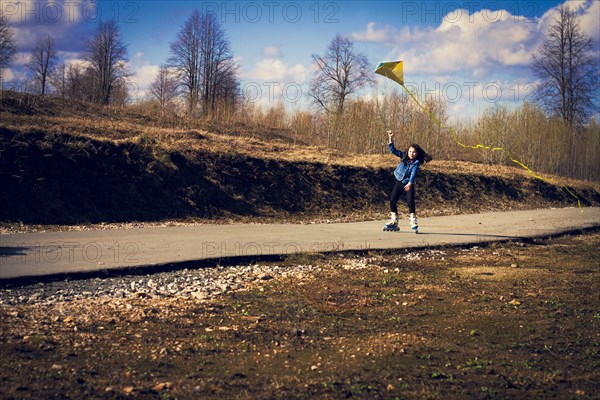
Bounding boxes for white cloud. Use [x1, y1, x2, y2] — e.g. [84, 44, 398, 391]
[11, 26, 39, 48]
[56, 50, 82, 62]
[578, 0, 600, 41]
[63, 57, 89, 69]
[1, 68, 15, 82]
[416, 8, 542, 75]
[352, 22, 396, 42]
[239, 50, 309, 108]
[126, 52, 160, 98]
[288, 1, 598, 118]
[12, 52, 32, 66]
[1, 67, 27, 84]
[243, 58, 306, 83]
[2, 0, 98, 51]
[540, 0, 600, 41]
[263, 46, 281, 58]
[355, 7, 561, 78]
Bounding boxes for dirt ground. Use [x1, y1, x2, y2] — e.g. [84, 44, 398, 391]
[1, 231, 599, 399]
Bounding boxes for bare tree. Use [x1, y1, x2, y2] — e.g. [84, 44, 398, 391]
[309, 35, 374, 115]
[49, 63, 67, 98]
[198, 12, 238, 113]
[149, 65, 178, 113]
[84, 19, 130, 104]
[66, 63, 85, 101]
[60, 63, 94, 101]
[110, 80, 131, 106]
[26, 34, 57, 96]
[0, 13, 17, 84]
[169, 10, 202, 114]
[213, 62, 239, 107]
[531, 5, 598, 128]
[169, 10, 238, 115]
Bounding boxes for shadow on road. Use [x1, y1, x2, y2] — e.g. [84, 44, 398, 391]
[0, 246, 30, 257]
[415, 232, 521, 240]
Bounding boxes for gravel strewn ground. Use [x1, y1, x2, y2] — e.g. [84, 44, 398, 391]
[0, 264, 293, 306]
[0, 249, 455, 306]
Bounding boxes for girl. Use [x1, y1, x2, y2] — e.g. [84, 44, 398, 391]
[384, 130, 432, 233]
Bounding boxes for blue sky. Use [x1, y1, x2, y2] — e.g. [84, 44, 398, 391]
[2, 0, 599, 119]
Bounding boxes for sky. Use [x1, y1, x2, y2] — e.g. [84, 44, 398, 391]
[2, 0, 599, 120]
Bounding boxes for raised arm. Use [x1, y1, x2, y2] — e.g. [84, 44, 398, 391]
[387, 130, 404, 158]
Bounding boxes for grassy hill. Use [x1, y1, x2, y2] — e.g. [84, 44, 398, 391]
[1, 92, 599, 229]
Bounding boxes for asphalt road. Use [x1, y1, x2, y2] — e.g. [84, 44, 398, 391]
[1, 207, 598, 279]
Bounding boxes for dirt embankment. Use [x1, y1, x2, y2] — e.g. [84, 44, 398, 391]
[1, 125, 600, 226]
[1, 93, 599, 226]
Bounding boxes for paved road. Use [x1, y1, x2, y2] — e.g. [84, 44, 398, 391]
[1, 207, 598, 279]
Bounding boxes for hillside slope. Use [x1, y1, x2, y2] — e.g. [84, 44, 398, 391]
[1, 93, 599, 227]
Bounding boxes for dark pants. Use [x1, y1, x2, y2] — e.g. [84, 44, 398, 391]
[390, 181, 416, 214]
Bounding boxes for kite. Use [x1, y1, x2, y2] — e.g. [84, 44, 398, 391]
[375, 61, 405, 85]
[375, 60, 582, 208]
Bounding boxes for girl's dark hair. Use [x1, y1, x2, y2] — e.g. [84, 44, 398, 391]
[402, 144, 433, 164]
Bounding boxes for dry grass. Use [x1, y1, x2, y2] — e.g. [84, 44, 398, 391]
[5, 109, 597, 198]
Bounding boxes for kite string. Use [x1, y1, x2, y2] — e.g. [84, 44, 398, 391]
[394, 79, 582, 209]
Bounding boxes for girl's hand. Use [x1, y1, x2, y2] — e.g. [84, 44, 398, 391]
[404, 182, 412, 192]
[387, 130, 394, 142]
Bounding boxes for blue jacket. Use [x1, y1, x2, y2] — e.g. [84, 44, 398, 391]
[389, 143, 421, 184]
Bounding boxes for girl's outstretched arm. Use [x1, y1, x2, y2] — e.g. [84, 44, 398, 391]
[387, 131, 404, 158]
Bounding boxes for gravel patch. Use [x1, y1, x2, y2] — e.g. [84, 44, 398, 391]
[0, 248, 457, 306]
[0, 259, 367, 306]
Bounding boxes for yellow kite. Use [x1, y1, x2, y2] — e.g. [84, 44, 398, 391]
[375, 61, 404, 85]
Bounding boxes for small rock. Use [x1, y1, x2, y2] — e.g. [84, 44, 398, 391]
[159, 347, 170, 355]
[123, 386, 135, 394]
[258, 273, 273, 281]
[511, 263, 519, 268]
[191, 291, 209, 300]
[218, 283, 230, 292]
[152, 382, 173, 391]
